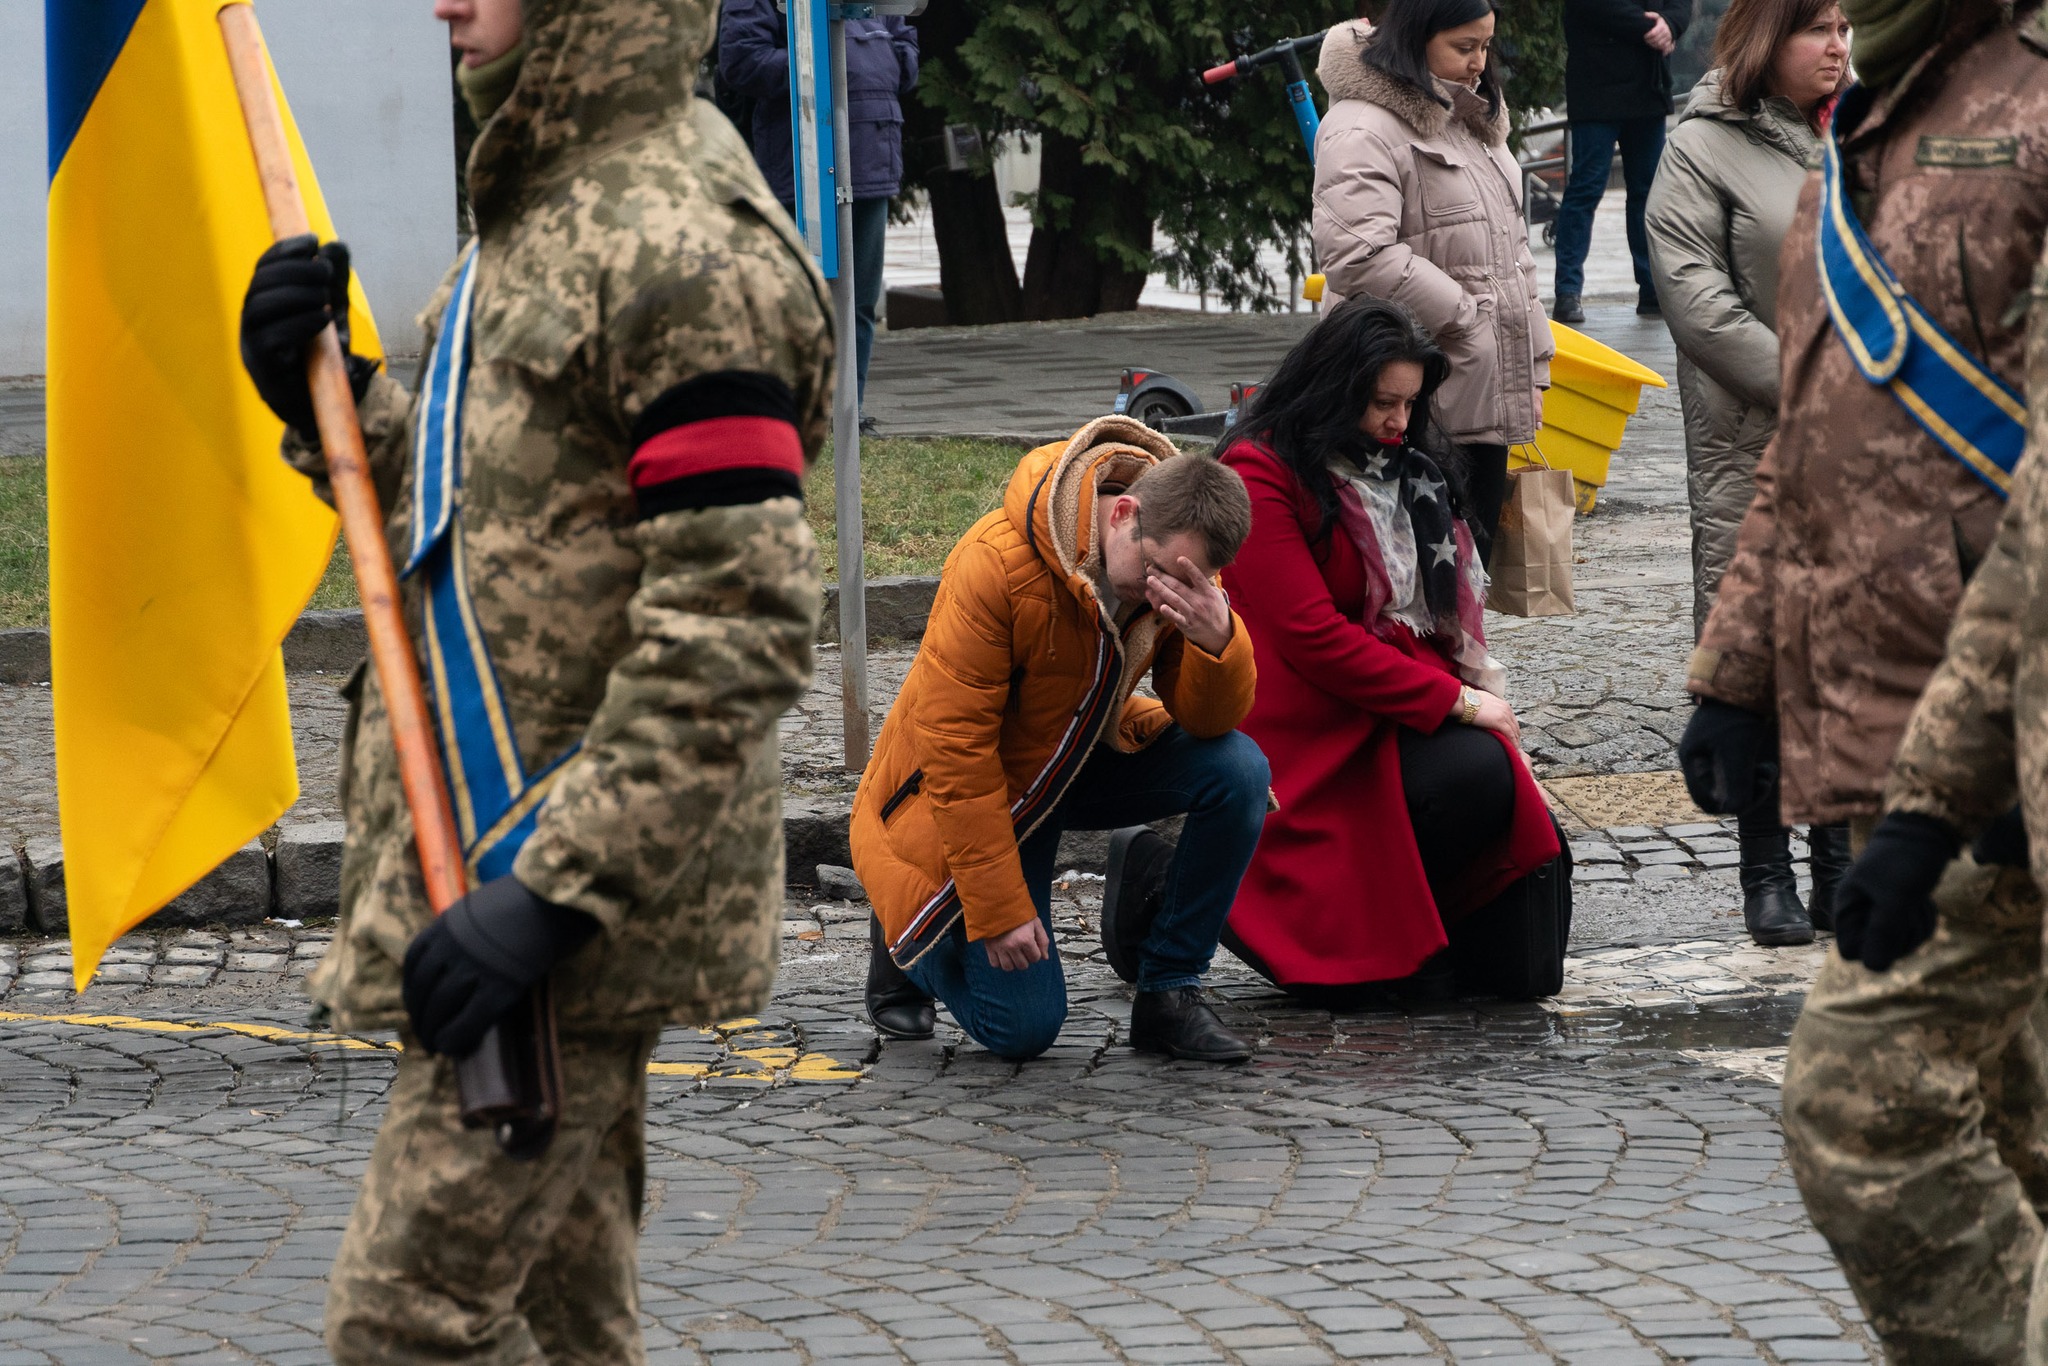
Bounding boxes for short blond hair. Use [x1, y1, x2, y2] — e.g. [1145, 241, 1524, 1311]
[1127, 454, 1254, 570]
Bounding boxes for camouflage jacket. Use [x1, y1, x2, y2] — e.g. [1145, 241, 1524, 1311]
[1886, 245, 2048, 854]
[287, 0, 833, 1032]
[1688, 0, 2048, 825]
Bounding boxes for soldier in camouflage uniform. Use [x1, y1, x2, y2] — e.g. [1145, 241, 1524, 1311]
[1878, 236, 2048, 1362]
[1675, 3, 2048, 1359]
[234, 0, 832, 1359]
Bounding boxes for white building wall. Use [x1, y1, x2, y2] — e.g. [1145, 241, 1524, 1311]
[0, 1, 457, 376]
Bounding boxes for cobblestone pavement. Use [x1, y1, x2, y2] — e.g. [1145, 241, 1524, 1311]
[0, 892, 1868, 1366]
[0, 304, 1893, 1364]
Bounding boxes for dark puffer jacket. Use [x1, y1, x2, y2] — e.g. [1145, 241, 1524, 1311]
[1564, 0, 1693, 123]
[716, 0, 918, 204]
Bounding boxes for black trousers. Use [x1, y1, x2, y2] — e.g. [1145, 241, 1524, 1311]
[1229, 723, 1570, 1003]
[1399, 723, 1518, 904]
[1462, 441, 1511, 566]
[1401, 723, 1573, 999]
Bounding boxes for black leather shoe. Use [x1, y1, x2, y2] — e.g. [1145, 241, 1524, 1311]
[1739, 803, 1813, 947]
[1807, 822, 1852, 933]
[1552, 293, 1584, 324]
[866, 916, 935, 1040]
[1129, 987, 1252, 1063]
[1102, 826, 1173, 985]
[1636, 293, 1662, 318]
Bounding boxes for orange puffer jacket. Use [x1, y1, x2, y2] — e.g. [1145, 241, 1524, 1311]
[851, 417, 1259, 964]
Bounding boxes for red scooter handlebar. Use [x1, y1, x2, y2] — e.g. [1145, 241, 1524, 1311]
[1201, 60, 1239, 85]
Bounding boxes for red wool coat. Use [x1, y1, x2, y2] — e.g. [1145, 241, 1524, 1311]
[1219, 442, 1560, 987]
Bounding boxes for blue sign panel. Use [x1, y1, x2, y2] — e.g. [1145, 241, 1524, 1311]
[785, 0, 840, 278]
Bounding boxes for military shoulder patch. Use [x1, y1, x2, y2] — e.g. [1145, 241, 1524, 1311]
[1916, 135, 2019, 168]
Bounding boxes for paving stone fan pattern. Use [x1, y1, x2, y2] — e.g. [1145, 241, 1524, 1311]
[0, 902, 1871, 1366]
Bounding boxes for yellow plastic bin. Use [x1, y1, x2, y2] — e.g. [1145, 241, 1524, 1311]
[1508, 323, 1668, 513]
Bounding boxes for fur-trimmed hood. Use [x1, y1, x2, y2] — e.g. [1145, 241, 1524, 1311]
[1316, 18, 1509, 147]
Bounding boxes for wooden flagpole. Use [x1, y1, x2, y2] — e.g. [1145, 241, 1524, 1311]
[217, 5, 468, 915]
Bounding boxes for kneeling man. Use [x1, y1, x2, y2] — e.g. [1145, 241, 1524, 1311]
[851, 417, 1269, 1062]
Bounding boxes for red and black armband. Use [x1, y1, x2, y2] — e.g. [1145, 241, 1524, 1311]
[628, 370, 806, 518]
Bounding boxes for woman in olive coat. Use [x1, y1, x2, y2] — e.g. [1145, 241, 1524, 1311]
[1645, 0, 1850, 944]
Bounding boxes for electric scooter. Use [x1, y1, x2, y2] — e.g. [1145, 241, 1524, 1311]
[1201, 31, 1327, 164]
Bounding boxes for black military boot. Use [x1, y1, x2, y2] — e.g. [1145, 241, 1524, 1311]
[866, 916, 936, 1040]
[1807, 823, 1852, 934]
[1738, 801, 1813, 946]
[1102, 826, 1173, 985]
[1129, 987, 1252, 1063]
[1552, 293, 1584, 324]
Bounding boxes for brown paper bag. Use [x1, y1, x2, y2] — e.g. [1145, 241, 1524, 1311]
[1486, 447, 1576, 617]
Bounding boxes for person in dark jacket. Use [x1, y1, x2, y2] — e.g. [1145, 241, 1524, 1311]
[1553, 0, 1693, 323]
[718, 0, 917, 418]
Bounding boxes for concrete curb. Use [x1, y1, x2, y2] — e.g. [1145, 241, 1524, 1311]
[3, 797, 1162, 936]
[0, 578, 942, 686]
[1, 578, 958, 930]
[0, 630, 48, 686]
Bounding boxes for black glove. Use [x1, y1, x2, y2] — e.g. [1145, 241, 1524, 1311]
[401, 876, 599, 1057]
[1677, 698, 1776, 815]
[1835, 812, 1960, 971]
[1971, 804, 2031, 869]
[238, 234, 376, 440]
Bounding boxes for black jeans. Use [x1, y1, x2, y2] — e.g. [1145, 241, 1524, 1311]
[1399, 724, 1518, 904]
[1462, 442, 1511, 566]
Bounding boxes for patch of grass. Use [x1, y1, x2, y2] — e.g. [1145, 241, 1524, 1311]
[0, 436, 1026, 628]
[0, 459, 47, 628]
[0, 458, 360, 627]
[309, 540, 359, 611]
[805, 436, 1026, 579]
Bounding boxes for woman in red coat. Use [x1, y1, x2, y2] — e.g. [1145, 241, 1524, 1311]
[1218, 297, 1566, 1001]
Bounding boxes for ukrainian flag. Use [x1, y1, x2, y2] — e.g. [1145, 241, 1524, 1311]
[45, 0, 379, 989]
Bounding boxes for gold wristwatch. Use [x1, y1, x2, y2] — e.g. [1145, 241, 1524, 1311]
[1459, 687, 1481, 726]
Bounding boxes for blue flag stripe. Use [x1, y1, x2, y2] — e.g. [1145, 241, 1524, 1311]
[44, 0, 151, 181]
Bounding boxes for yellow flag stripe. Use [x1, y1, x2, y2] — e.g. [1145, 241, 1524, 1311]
[47, 1, 380, 990]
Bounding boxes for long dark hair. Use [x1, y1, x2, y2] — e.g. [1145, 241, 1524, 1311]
[1216, 295, 1463, 543]
[1363, 0, 1503, 119]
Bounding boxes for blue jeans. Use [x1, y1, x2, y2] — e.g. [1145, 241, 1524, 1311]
[906, 726, 1271, 1060]
[852, 196, 888, 406]
[1552, 117, 1666, 301]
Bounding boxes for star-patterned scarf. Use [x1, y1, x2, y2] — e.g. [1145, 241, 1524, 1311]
[1333, 441, 1505, 695]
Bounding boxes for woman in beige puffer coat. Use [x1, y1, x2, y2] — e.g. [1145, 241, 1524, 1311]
[1311, 0, 1553, 558]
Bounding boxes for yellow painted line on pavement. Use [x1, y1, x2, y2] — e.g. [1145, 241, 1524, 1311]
[0, 1008, 398, 1051]
[0, 1009, 865, 1081]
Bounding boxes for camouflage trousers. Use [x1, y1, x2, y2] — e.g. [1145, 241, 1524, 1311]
[1782, 826, 2048, 1365]
[326, 1027, 662, 1365]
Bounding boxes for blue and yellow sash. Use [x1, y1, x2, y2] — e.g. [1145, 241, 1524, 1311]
[403, 249, 579, 882]
[1817, 90, 2025, 497]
